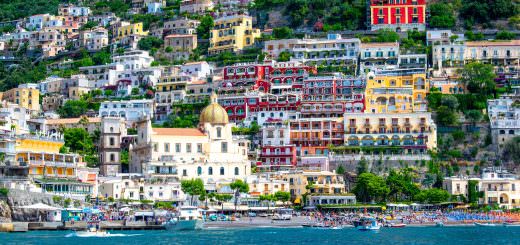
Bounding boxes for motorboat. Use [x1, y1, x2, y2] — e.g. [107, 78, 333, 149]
[503, 222, 520, 227]
[74, 227, 109, 237]
[357, 217, 381, 231]
[435, 221, 444, 227]
[474, 222, 498, 227]
[164, 206, 203, 231]
[388, 223, 406, 228]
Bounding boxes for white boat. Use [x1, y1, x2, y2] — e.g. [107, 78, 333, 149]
[165, 206, 203, 231]
[357, 217, 381, 231]
[74, 227, 110, 237]
[474, 222, 498, 227]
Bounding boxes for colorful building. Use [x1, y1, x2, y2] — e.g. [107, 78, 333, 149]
[365, 68, 428, 113]
[208, 15, 260, 55]
[343, 111, 437, 154]
[369, 0, 426, 31]
[116, 22, 148, 41]
[0, 87, 41, 112]
[259, 119, 297, 169]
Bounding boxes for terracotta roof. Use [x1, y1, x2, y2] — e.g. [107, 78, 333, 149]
[466, 40, 520, 47]
[165, 34, 196, 38]
[152, 128, 206, 136]
[46, 117, 101, 124]
[360, 42, 399, 48]
[190, 80, 206, 85]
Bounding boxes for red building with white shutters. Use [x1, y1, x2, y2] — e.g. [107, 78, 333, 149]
[258, 119, 297, 169]
[217, 62, 316, 123]
[370, 0, 426, 32]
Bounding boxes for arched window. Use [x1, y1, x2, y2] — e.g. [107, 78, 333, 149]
[208, 167, 213, 175]
[217, 127, 222, 138]
[220, 167, 225, 175]
[197, 166, 202, 176]
[110, 127, 114, 133]
[234, 167, 239, 175]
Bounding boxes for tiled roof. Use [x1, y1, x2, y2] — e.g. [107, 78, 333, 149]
[46, 117, 101, 124]
[152, 128, 206, 136]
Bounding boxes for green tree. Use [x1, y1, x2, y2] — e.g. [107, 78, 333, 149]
[459, 62, 496, 96]
[465, 110, 483, 125]
[436, 106, 459, 126]
[63, 128, 93, 153]
[181, 178, 206, 206]
[353, 173, 389, 203]
[374, 29, 400, 43]
[57, 100, 89, 118]
[272, 27, 294, 39]
[274, 191, 291, 206]
[92, 50, 111, 65]
[230, 179, 249, 212]
[441, 95, 459, 109]
[428, 3, 456, 28]
[496, 30, 516, 40]
[277, 51, 292, 62]
[357, 157, 368, 175]
[414, 188, 450, 204]
[336, 165, 346, 175]
[259, 194, 277, 212]
[138, 36, 164, 51]
[215, 193, 233, 212]
[196, 15, 214, 40]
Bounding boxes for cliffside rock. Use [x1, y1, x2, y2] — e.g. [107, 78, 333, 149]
[0, 199, 12, 222]
[6, 189, 58, 222]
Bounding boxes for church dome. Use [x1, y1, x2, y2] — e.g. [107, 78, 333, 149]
[199, 93, 229, 124]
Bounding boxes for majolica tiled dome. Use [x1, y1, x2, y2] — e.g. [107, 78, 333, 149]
[199, 93, 229, 124]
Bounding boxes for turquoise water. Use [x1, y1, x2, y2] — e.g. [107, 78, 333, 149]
[3, 226, 520, 245]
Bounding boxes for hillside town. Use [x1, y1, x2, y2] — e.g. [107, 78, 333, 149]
[0, 0, 519, 231]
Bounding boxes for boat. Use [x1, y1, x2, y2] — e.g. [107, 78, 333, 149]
[435, 222, 444, 227]
[503, 222, 520, 227]
[164, 206, 203, 231]
[474, 222, 498, 227]
[388, 223, 407, 228]
[74, 227, 109, 237]
[357, 217, 381, 231]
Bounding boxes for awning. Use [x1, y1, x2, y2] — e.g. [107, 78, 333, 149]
[119, 207, 132, 212]
[17, 203, 60, 211]
[134, 211, 154, 217]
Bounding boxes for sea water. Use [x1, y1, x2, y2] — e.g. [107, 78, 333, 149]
[2, 226, 520, 245]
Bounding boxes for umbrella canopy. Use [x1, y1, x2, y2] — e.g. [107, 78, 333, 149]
[119, 207, 132, 212]
[17, 203, 60, 211]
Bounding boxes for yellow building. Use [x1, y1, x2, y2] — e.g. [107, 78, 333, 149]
[208, 15, 260, 55]
[0, 87, 40, 112]
[14, 135, 83, 179]
[365, 69, 428, 113]
[116, 22, 148, 41]
[343, 112, 437, 154]
[281, 171, 347, 202]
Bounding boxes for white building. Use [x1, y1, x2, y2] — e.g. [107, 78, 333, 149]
[112, 50, 154, 70]
[130, 94, 251, 187]
[98, 175, 186, 202]
[264, 34, 361, 68]
[99, 99, 155, 123]
[488, 92, 520, 148]
[181, 61, 213, 79]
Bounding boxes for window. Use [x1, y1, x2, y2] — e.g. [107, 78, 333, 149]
[164, 143, 170, 152]
[221, 142, 228, 153]
[234, 167, 239, 175]
[182, 169, 187, 176]
[220, 167, 225, 175]
[110, 153, 115, 162]
[208, 167, 213, 175]
[176, 143, 181, 152]
[109, 137, 115, 146]
[197, 143, 203, 153]
[186, 143, 192, 153]
[153, 143, 158, 152]
[197, 166, 202, 175]
[217, 127, 222, 138]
